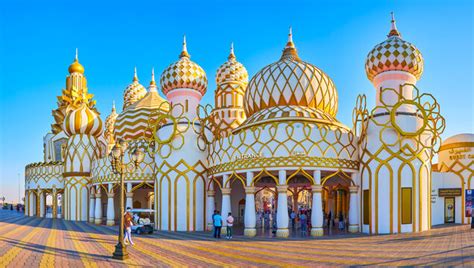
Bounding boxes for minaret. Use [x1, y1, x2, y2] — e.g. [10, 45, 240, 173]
[211, 42, 249, 138]
[358, 13, 433, 234]
[63, 91, 103, 221]
[156, 36, 209, 231]
[104, 101, 118, 153]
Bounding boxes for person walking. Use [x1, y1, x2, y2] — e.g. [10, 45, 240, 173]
[338, 213, 345, 231]
[226, 212, 234, 239]
[211, 210, 217, 236]
[290, 211, 296, 229]
[213, 210, 222, 238]
[300, 212, 308, 236]
[123, 207, 134, 246]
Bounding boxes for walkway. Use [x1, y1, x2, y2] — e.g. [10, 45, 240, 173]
[0, 210, 473, 267]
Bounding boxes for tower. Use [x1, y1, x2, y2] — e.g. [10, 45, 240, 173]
[156, 36, 209, 231]
[211, 43, 249, 138]
[357, 13, 444, 234]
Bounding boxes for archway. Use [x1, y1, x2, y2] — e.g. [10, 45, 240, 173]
[322, 171, 353, 234]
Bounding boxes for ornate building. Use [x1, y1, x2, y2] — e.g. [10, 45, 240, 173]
[25, 15, 473, 236]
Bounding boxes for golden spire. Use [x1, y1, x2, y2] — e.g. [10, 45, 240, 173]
[112, 100, 116, 113]
[68, 48, 85, 74]
[228, 42, 236, 60]
[179, 35, 190, 58]
[149, 68, 157, 92]
[388, 12, 401, 37]
[133, 66, 138, 82]
[281, 26, 300, 61]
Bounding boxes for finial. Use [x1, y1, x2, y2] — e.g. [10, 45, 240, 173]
[388, 12, 401, 37]
[180, 34, 190, 58]
[133, 66, 138, 82]
[286, 26, 295, 49]
[75, 48, 78, 61]
[149, 68, 157, 92]
[112, 101, 116, 112]
[281, 26, 299, 61]
[228, 42, 236, 60]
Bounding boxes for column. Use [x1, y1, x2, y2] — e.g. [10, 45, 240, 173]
[24, 190, 29, 216]
[126, 183, 133, 210]
[52, 188, 57, 219]
[106, 191, 115, 226]
[220, 187, 232, 233]
[94, 190, 102, 225]
[89, 190, 95, 223]
[36, 191, 41, 217]
[276, 169, 289, 238]
[206, 189, 216, 231]
[244, 186, 257, 237]
[29, 191, 35, 217]
[311, 185, 324, 236]
[348, 185, 360, 233]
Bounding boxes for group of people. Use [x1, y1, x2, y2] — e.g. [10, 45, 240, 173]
[289, 209, 311, 236]
[211, 210, 234, 239]
[326, 211, 346, 231]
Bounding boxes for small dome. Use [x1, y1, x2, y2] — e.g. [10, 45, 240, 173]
[123, 68, 147, 110]
[441, 133, 474, 147]
[104, 102, 118, 142]
[68, 49, 85, 74]
[244, 28, 338, 118]
[216, 43, 248, 85]
[64, 103, 103, 137]
[365, 13, 424, 81]
[160, 36, 207, 96]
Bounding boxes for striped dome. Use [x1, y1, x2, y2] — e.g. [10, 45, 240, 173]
[160, 37, 207, 96]
[63, 103, 103, 137]
[115, 78, 170, 141]
[365, 14, 424, 81]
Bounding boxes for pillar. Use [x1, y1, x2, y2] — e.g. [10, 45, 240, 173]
[206, 190, 216, 231]
[276, 170, 289, 238]
[106, 191, 115, 226]
[94, 190, 102, 225]
[348, 185, 360, 233]
[220, 187, 232, 233]
[29, 191, 35, 217]
[36, 191, 41, 217]
[52, 188, 57, 219]
[311, 185, 324, 236]
[24, 190, 29, 216]
[126, 183, 133, 210]
[89, 190, 95, 223]
[244, 186, 257, 237]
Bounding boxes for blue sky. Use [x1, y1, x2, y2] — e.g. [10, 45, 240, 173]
[0, 0, 472, 203]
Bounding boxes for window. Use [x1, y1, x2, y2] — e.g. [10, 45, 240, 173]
[401, 187, 412, 224]
[363, 189, 370, 224]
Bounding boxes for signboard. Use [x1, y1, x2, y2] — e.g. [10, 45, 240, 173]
[439, 188, 462, 197]
[466, 190, 473, 218]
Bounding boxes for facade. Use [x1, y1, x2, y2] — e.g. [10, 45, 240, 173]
[24, 15, 473, 236]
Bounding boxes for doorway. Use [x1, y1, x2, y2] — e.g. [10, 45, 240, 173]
[444, 197, 455, 223]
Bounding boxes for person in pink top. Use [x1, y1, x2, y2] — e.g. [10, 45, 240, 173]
[226, 212, 234, 239]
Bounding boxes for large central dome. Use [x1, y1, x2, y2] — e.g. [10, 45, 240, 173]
[243, 29, 338, 118]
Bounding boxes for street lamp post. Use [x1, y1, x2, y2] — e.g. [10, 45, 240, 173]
[109, 139, 145, 260]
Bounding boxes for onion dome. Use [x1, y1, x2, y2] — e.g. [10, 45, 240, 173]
[68, 49, 85, 74]
[243, 28, 338, 118]
[63, 102, 103, 137]
[115, 69, 170, 141]
[123, 67, 147, 110]
[160, 36, 208, 96]
[365, 13, 424, 82]
[216, 43, 248, 85]
[104, 101, 118, 143]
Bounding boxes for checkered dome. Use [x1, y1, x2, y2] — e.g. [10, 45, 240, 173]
[216, 55, 248, 85]
[243, 56, 338, 118]
[365, 35, 424, 81]
[160, 56, 208, 96]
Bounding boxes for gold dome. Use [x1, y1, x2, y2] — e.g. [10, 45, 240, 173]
[243, 28, 338, 118]
[365, 13, 424, 81]
[68, 49, 85, 74]
[104, 101, 118, 143]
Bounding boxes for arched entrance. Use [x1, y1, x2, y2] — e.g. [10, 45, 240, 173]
[322, 171, 353, 234]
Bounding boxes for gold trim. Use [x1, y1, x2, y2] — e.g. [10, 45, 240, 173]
[439, 142, 474, 152]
